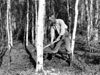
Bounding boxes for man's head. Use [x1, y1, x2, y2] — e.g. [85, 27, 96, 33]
[49, 15, 56, 23]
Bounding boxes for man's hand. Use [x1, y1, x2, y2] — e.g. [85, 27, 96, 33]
[44, 37, 60, 49]
[56, 38, 60, 41]
[55, 35, 61, 42]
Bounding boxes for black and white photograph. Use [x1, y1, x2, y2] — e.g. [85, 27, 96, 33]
[0, 0, 100, 75]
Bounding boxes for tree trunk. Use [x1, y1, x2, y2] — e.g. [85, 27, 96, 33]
[26, 0, 29, 46]
[0, 7, 2, 40]
[35, 0, 38, 46]
[32, 5, 35, 44]
[85, 0, 91, 42]
[80, 0, 85, 26]
[94, 0, 99, 41]
[6, 0, 12, 69]
[71, 0, 79, 60]
[90, 0, 93, 39]
[36, 0, 45, 72]
[67, 0, 71, 33]
[7, 0, 12, 50]
[10, 19, 13, 47]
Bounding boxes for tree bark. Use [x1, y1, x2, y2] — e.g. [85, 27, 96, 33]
[67, 0, 71, 33]
[71, 0, 79, 60]
[10, 19, 13, 47]
[85, 0, 91, 42]
[32, 5, 35, 44]
[26, 0, 29, 46]
[35, 0, 38, 46]
[36, 0, 45, 72]
[7, 0, 12, 50]
[94, 0, 99, 41]
[90, 0, 93, 39]
[80, 0, 85, 26]
[6, 0, 12, 69]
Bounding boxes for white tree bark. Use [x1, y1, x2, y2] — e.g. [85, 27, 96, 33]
[36, 0, 45, 72]
[71, 0, 79, 60]
[32, 5, 34, 44]
[26, 0, 29, 46]
[94, 0, 99, 41]
[7, 0, 12, 50]
[85, 0, 91, 42]
[35, 0, 38, 46]
[6, 0, 12, 69]
[90, 0, 93, 39]
[10, 19, 13, 47]
[80, 0, 85, 25]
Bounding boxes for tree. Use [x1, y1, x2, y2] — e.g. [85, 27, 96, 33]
[90, 0, 93, 41]
[32, 4, 35, 44]
[6, 0, 12, 69]
[85, 0, 91, 42]
[35, 0, 38, 46]
[71, 0, 79, 60]
[7, 0, 12, 50]
[94, 0, 99, 41]
[80, 0, 85, 26]
[67, 0, 71, 33]
[26, 0, 29, 46]
[86, 0, 93, 43]
[36, 0, 45, 72]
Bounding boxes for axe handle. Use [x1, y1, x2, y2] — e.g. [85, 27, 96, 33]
[43, 39, 60, 49]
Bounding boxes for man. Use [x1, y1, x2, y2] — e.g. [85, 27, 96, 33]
[49, 15, 71, 54]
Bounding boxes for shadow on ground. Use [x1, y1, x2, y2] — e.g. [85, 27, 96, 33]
[0, 41, 100, 75]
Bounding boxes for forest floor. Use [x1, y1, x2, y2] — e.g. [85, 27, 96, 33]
[0, 41, 100, 75]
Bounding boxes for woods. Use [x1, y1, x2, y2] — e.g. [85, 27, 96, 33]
[0, 0, 100, 75]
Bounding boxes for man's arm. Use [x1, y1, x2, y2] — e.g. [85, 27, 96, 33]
[55, 33, 62, 42]
[51, 27, 55, 43]
[56, 20, 68, 41]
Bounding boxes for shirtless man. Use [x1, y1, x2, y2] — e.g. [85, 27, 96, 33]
[49, 15, 71, 54]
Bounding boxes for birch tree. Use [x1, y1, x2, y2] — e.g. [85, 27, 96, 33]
[71, 0, 79, 60]
[90, 0, 93, 39]
[7, 0, 12, 50]
[85, 0, 91, 42]
[32, 4, 35, 44]
[35, 0, 38, 46]
[80, 0, 85, 26]
[94, 0, 99, 41]
[6, 0, 13, 69]
[36, 0, 45, 72]
[26, 0, 29, 46]
[67, 0, 71, 33]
